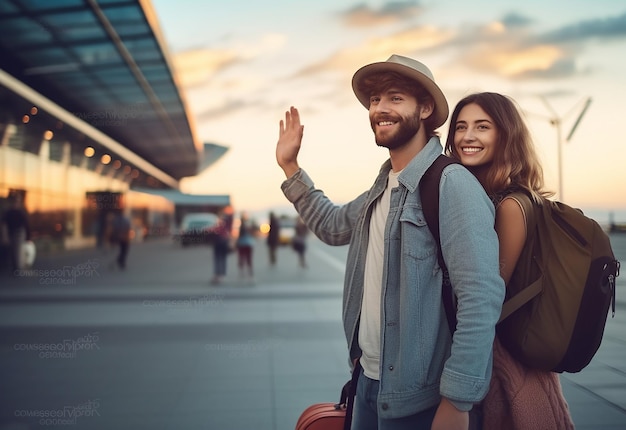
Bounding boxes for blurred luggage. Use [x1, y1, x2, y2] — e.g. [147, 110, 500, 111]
[20, 240, 35, 269]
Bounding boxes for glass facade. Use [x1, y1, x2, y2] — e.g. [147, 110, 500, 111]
[0, 0, 227, 257]
[0, 84, 174, 252]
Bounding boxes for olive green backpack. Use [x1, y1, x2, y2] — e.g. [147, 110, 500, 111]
[421, 155, 621, 373]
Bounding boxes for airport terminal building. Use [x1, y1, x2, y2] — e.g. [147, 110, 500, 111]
[0, 0, 227, 252]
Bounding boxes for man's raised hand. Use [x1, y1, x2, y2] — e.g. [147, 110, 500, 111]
[276, 106, 304, 178]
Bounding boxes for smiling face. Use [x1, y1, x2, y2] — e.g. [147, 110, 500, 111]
[368, 88, 427, 150]
[453, 103, 499, 168]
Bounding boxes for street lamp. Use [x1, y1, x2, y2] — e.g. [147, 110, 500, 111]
[539, 96, 592, 200]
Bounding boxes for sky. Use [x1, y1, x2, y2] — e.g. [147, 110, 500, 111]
[150, 0, 626, 223]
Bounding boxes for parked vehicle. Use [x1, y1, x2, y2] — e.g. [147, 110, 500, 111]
[176, 213, 219, 246]
[278, 216, 296, 245]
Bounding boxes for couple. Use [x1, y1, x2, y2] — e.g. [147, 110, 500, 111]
[275, 55, 574, 430]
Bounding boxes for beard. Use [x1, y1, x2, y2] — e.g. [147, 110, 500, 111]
[371, 111, 422, 150]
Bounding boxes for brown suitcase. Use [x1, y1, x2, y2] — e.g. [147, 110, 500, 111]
[295, 363, 360, 430]
[295, 402, 347, 430]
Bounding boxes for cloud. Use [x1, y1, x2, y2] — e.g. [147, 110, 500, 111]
[339, 1, 423, 27]
[183, 8, 626, 127]
[443, 10, 626, 80]
[235, 33, 287, 59]
[195, 98, 253, 122]
[540, 11, 626, 44]
[171, 33, 287, 89]
[172, 49, 239, 88]
[459, 41, 567, 78]
[514, 58, 580, 79]
[501, 12, 533, 28]
[191, 25, 454, 124]
[292, 25, 454, 78]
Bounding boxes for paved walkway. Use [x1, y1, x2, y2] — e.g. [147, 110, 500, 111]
[0, 234, 625, 429]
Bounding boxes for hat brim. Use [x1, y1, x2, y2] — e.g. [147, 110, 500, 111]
[352, 61, 449, 129]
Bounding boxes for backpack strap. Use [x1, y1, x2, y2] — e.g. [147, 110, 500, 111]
[496, 192, 543, 323]
[419, 154, 460, 334]
[499, 277, 543, 322]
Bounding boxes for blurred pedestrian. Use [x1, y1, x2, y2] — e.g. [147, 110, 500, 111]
[267, 211, 280, 266]
[109, 209, 131, 270]
[292, 216, 308, 268]
[236, 212, 255, 283]
[210, 211, 233, 285]
[1, 194, 31, 271]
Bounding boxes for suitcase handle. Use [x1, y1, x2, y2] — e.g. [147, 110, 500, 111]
[334, 361, 361, 429]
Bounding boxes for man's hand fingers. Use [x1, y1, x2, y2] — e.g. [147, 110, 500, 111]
[289, 106, 300, 129]
[281, 107, 304, 138]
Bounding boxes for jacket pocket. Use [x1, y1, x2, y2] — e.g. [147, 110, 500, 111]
[398, 205, 435, 260]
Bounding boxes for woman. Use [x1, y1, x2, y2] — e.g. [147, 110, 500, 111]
[445, 92, 574, 429]
[209, 212, 233, 285]
[236, 212, 255, 282]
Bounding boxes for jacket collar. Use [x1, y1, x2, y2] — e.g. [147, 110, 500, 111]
[397, 137, 444, 193]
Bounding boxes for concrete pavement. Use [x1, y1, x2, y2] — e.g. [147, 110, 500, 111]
[0, 233, 625, 429]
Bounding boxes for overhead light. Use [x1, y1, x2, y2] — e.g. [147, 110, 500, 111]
[84, 147, 95, 157]
[24, 63, 79, 76]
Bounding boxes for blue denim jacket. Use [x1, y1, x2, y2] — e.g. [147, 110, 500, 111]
[281, 138, 505, 418]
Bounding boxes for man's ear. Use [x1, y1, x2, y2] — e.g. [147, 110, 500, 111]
[420, 102, 434, 120]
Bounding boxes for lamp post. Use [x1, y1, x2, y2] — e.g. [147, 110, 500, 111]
[539, 96, 592, 200]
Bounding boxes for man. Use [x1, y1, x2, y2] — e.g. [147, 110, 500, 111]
[2, 194, 30, 271]
[275, 55, 505, 429]
[267, 211, 280, 266]
[109, 210, 131, 270]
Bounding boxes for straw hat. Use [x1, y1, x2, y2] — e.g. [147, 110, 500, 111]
[352, 54, 449, 128]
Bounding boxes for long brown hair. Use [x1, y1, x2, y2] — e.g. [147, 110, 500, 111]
[444, 92, 553, 201]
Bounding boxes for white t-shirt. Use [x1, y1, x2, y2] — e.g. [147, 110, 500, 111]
[359, 169, 400, 380]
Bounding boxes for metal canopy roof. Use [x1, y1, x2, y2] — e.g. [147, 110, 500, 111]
[0, 0, 200, 181]
[132, 188, 231, 207]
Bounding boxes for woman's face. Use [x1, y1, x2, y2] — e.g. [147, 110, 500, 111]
[453, 103, 498, 168]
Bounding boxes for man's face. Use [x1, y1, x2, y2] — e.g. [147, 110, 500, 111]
[368, 88, 422, 150]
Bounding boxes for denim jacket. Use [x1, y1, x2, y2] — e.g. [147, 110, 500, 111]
[281, 137, 505, 418]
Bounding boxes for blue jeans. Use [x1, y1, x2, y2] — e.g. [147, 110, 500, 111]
[213, 238, 229, 276]
[351, 368, 438, 430]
